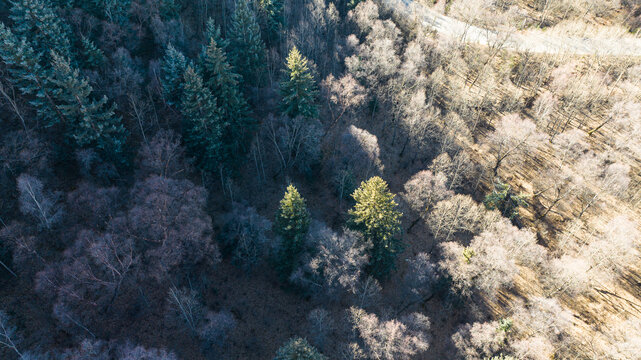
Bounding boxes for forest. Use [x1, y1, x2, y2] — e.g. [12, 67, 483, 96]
[1, 0, 641, 359]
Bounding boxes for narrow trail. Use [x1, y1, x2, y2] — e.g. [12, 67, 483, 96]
[383, 0, 641, 56]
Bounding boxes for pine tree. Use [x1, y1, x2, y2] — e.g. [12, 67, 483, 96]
[48, 51, 128, 157]
[275, 185, 310, 276]
[79, 0, 131, 24]
[205, 19, 229, 50]
[160, 0, 182, 20]
[0, 22, 66, 125]
[280, 47, 319, 119]
[200, 34, 254, 165]
[349, 176, 403, 279]
[10, 0, 72, 59]
[483, 181, 528, 220]
[228, 0, 266, 86]
[274, 337, 326, 360]
[161, 43, 189, 106]
[180, 66, 224, 171]
[257, 0, 283, 45]
[80, 36, 105, 69]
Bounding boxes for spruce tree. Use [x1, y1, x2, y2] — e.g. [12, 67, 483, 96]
[228, 0, 266, 86]
[161, 44, 189, 106]
[205, 19, 228, 50]
[348, 176, 403, 279]
[48, 51, 128, 157]
[274, 185, 310, 276]
[274, 337, 326, 360]
[10, 0, 72, 59]
[91, 0, 131, 25]
[200, 34, 254, 165]
[180, 66, 224, 172]
[257, 0, 283, 45]
[0, 22, 66, 125]
[160, 0, 182, 20]
[483, 181, 528, 220]
[280, 47, 319, 119]
[80, 36, 105, 69]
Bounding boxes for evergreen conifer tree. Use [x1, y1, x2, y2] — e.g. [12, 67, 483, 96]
[280, 47, 318, 119]
[0, 23, 66, 125]
[161, 44, 189, 106]
[80, 36, 105, 69]
[48, 51, 128, 157]
[257, 0, 283, 45]
[91, 0, 131, 25]
[274, 337, 326, 360]
[228, 0, 266, 86]
[275, 185, 310, 277]
[180, 66, 224, 171]
[10, 0, 72, 59]
[200, 34, 254, 165]
[349, 176, 403, 279]
[205, 19, 228, 50]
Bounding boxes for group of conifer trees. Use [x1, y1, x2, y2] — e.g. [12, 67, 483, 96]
[0, 0, 126, 162]
[160, 0, 319, 174]
[275, 176, 403, 280]
[0, 0, 320, 176]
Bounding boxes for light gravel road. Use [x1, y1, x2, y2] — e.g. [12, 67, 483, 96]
[384, 0, 641, 56]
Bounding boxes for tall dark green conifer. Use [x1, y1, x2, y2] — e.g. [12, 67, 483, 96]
[257, 0, 283, 45]
[10, 0, 72, 59]
[0, 22, 66, 125]
[205, 18, 229, 50]
[280, 47, 319, 119]
[228, 0, 266, 86]
[90, 0, 131, 24]
[200, 32, 254, 165]
[180, 66, 224, 171]
[161, 44, 189, 106]
[348, 176, 403, 279]
[274, 185, 310, 277]
[48, 51, 128, 157]
[80, 36, 105, 69]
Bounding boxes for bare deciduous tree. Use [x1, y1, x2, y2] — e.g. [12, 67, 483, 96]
[486, 114, 547, 175]
[348, 307, 430, 360]
[265, 115, 324, 176]
[575, 151, 630, 218]
[439, 240, 516, 298]
[321, 74, 367, 126]
[427, 195, 499, 244]
[402, 170, 453, 231]
[543, 255, 592, 296]
[330, 125, 383, 196]
[451, 320, 507, 360]
[402, 253, 440, 307]
[137, 129, 189, 179]
[17, 173, 63, 230]
[127, 175, 220, 279]
[533, 166, 581, 219]
[66, 182, 121, 228]
[551, 129, 588, 164]
[291, 222, 370, 300]
[437, 219, 544, 297]
[0, 310, 23, 358]
[510, 297, 572, 360]
[586, 216, 639, 275]
[307, 308, 334, 349]
[220, 202, 272, 272]
[429, 151, 477, 191]
[166, 287, 236, 349]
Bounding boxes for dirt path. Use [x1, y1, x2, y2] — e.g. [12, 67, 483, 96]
[384, 0, 641, 56]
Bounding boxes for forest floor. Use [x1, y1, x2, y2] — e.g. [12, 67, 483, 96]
[383, 0, 641, 56]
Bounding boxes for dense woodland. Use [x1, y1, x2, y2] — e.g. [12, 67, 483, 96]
[1, 0, 641, 359]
